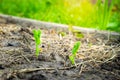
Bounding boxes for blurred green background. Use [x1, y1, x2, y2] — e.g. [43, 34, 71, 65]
[0, 0, 120, 32]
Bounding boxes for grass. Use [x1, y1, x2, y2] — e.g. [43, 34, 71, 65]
[96, 0, 114, 30]
[0, 0, 119, 32]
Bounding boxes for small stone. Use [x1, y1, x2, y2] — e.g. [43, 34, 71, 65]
[7, 41, 21, 47]
[29, 74, 47, 80]
[63, 70, 76, 76]
[38, 54, 51, 61]
[0, 64, 5, 69]
[41, 45, 45, 48]
[64, 48, 68, 52]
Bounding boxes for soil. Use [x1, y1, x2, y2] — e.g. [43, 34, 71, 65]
[0, 22, 120, 80]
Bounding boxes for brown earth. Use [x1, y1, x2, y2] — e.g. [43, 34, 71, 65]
[0, 22, 120, 80]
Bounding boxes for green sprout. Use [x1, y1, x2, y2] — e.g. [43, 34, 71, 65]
[68, 25, 84, 39]
[69, 41, 81, 65]
[58, 31, 66, 37]
[73, 30, 84, 39]
[33, 29, 42, 57]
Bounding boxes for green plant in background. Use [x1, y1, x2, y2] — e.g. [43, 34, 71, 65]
[0, 0, 119, 32]
[69, 41, 81, 65]
[0, 0, 98, 29]
[97, 0, 114, 30]
[107, 12, 120, 32]
[33, 29, 42, 57]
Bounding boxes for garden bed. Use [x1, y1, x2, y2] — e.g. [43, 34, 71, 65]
[0, 14, 120, 80]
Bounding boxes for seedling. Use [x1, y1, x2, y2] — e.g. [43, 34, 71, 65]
[33, 29, 42, 57]
[68, 25, 84, 39]
[69, 41, 81, 65]
[73, 30, 84, 39]
[58, 31, 66, 37]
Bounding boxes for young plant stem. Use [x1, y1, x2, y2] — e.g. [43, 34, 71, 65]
[36, 44, 39, 56]
[33, 29, 41, 57]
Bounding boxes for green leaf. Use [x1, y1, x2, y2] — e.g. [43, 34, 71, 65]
[33, 29, 42, 57]
[33, 29, 41, 45]
[72, 41, 81, 57]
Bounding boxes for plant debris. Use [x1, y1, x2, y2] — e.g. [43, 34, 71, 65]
[0, 23, 120, 80]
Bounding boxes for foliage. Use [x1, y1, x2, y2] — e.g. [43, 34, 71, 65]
[72, 41, 81, 57]
[33, 29, 42, 57]
[96, 0, 114, 30]
[0, 0, 119, 32]
[68, 25, 84, 38]
[69, 41, 81, 65]
[107, 12, 120, 32]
